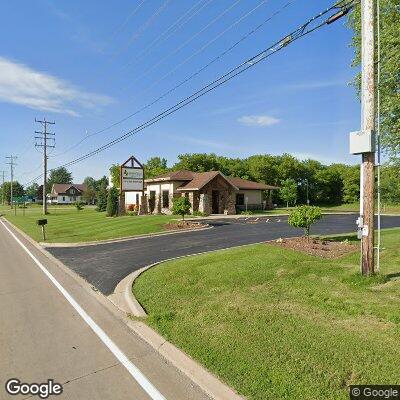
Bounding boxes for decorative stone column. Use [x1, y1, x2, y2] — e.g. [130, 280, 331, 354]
[199, 193, 211, 215]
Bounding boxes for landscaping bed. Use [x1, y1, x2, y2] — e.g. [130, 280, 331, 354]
[270, 237, 357, 258]
[134, 229, 400, 400]
[164, 220, 207, 231]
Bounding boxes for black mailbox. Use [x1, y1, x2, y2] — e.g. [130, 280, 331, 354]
[37, 219, 47, 226]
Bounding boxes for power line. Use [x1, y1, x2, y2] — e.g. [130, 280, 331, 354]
[53, 0, 293, 159]
[125, 0, 243, 90]
[102, 0, 147, 49]
[134, 0, 280, 100]
[35, 118, 55, 215]
[115, 0, 172, 58]
[122, 0, 212, 70]
[24, 0, 355, 186]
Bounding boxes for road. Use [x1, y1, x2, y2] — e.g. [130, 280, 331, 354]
[48, 214, 400, 295]
[0, 220, 209, 400]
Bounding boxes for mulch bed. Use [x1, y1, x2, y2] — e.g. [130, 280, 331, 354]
[268, 237, 357, 258]
[165, 221, 207, 231]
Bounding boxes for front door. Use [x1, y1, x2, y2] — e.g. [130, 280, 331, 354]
[212, 190, 219, 214]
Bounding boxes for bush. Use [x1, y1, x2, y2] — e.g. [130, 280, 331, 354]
[288, 205, 322, 237]
[192, 211, 208, 217]
[96, 188, 107, 212]
[240, 210, 254, 215]
[172, 196, 191, 220]
[106, 187, 119, 217]
[75, 201, 85, 211]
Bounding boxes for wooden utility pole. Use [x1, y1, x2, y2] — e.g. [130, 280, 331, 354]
[360, 0, 376, 275]
[1, 170, 6, 205]
[35, 118, 55, 215]
[5, 156, 17, 209]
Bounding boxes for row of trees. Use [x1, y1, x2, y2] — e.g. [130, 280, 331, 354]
[140, 153, 399, 207]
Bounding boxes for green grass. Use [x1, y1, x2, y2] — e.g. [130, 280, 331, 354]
[134, 229, 400, 400]
[1, 204, 177, 243]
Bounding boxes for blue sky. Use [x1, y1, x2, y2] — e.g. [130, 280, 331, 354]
[0, 0, 361, 184]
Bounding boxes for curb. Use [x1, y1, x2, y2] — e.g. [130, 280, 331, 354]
[1, 217, 245, 400]
[40, 224, 212, 247]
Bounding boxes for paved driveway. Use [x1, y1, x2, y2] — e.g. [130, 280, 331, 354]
[48, 214, 400, 295]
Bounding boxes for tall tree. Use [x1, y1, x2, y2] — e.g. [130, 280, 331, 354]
[109, 164, 120, 189]
[25, 182, 39, 198]
[47, 167, 72, 194]
[144, 157, 168, 179]
[348, 1, 400, 157]
[1, 181, 24, 204]
[279, 178, 298, 208]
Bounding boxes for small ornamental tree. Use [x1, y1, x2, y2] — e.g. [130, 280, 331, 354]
[106, 187, 119, 217]
[288, 205, 322, 238]
[172, 196, 191, 220]
[96, 187, 107, 212]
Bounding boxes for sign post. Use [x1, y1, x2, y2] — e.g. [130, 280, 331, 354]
[119, 156, 144, 215]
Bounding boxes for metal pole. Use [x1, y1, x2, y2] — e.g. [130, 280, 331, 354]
[360, 0, 376, 275]
[43, 118, 48, 215]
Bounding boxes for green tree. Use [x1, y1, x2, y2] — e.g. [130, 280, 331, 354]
[109, 164, 120, 190]
[1, 181, 24, 204]
[342, 165, 360, 203]
[96, 186, 108, 212]
[144, 157, 168, 179]
[83, 176, 97, 204]
[348, 1, 400, 157]
[106, 187, 119, 217]
[47, 167, 72, 194]
[172, 196, 191, 220]
[380, 164, 400, 205]
[288, 206, 322, 238]
[25, 182, 39, 198]
[279, 178, 297, 208]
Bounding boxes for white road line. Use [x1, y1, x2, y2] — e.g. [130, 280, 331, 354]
[0, 220, 166, 400]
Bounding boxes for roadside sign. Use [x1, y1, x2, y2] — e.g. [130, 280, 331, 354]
[12, 195, 29, 204]
[120, 156, 144, 193]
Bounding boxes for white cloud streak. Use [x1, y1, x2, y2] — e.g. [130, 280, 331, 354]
[0, 57, 114, 116]
[237, 115, 281, 127]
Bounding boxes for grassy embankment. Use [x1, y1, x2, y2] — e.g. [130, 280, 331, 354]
[134, 229, 400, 400]
[0, 204, 176, 243]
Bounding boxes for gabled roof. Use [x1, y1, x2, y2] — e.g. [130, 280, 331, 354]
[177, 171, 238, 191]
[51, 183, 86, 195]
[227, 176, 279, 190]
[145, 170, 195, 182]
[145, 169, 278, 191]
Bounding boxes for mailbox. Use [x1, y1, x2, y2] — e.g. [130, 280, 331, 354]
[37, 219, 47, 226]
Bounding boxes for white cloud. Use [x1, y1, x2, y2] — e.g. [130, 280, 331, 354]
[0, 56, 114, 116]
[282, 80, 348, 91]
[237, 115, 281, 127]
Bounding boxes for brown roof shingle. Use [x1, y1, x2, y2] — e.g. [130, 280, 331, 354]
[52, 183, 86, 195]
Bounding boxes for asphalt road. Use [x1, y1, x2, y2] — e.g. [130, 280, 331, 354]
[48, 214, 400, 295]
[0, 220, 209, 400]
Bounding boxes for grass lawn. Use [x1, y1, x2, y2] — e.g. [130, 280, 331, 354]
[134, 229, 400, 400]
[250, 203, 400, 215]
[0, 204, 177, 243]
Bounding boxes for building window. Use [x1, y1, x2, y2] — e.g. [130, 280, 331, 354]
[62, 196, 65, 201]
[236, 193, 245, 206]
[162, 190, 169, 208]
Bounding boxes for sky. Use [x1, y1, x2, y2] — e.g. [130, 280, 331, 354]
[0, 0, 362, 185]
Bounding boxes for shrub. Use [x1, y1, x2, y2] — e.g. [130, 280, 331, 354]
[106, 187, 119, 217]
[192, 211, 208, 217]
[288, 205, 322, 237]
[75, 201, 85, 211]
[240, 210, 254, 215]
[172, 196, 191, 220]
[127, 204, 136, 212]
[96, 188, 107, 212]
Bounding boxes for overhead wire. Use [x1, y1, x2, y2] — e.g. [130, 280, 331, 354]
[25, 0, 356, 186]
[52, 0, 293, 159]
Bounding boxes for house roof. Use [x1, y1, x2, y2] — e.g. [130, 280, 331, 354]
[177, 171, 238, 191]
[145, 170, 278, 191]
[226, 176, 279, 190]
[52, 183, 86, 195]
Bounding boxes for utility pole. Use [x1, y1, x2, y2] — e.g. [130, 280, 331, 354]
[1, 170, 6, 205]
[360, 0, 376, 275]
[35, 118, 55, 215]
[5, 156, 17, 209]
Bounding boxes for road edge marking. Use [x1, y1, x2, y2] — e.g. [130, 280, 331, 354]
[0, 220, 166, 400]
